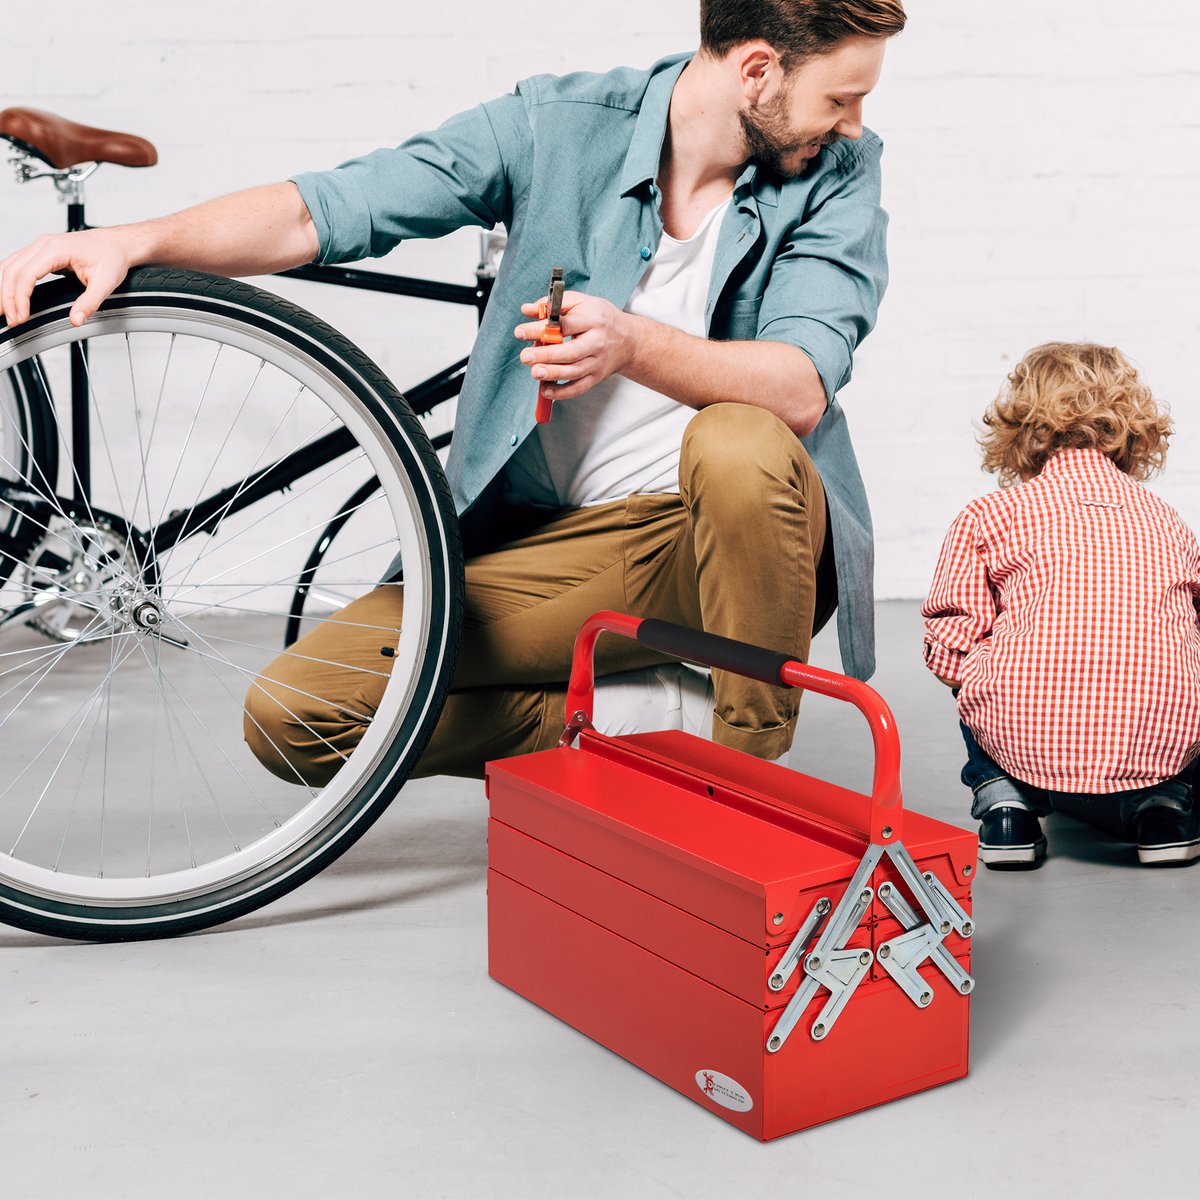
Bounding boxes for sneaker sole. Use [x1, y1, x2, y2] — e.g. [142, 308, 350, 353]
[1137, 839, 1200, 865]
[979, 838, 1047, 869]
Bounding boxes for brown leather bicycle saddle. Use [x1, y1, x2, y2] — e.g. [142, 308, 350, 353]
[0, 108, 157, 170]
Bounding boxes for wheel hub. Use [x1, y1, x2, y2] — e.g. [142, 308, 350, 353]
[20, 517, 175, 644]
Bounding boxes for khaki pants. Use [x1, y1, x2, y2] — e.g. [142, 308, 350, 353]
[244, 404, 835, 783]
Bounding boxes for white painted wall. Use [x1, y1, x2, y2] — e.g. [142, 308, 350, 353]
[4, 1, 1198, 599]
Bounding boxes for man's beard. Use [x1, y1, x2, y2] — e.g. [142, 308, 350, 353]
[739, 96, 840, 177]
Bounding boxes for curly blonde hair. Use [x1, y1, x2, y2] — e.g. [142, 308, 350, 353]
[979, 342, 1172, 485]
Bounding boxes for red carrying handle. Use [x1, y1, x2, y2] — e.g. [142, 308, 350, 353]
[564, 611, 904, 845]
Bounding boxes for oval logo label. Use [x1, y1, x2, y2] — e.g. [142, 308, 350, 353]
[694, 1070, 753, 1113]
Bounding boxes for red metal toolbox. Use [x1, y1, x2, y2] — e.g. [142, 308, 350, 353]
[486, 612, 977, 1141]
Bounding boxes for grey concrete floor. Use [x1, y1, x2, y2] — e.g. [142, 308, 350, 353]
[3, 601, 1198, 1199]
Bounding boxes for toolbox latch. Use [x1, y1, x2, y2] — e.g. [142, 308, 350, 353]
[766, 841, 975, 1054]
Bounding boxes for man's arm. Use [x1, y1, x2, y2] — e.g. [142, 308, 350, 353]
[0, 182, 318, 328]
[516, 291, 827, 435]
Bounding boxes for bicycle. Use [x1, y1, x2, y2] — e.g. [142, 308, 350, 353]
[0, 108, 500, 941]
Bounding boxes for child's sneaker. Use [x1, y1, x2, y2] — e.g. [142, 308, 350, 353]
[978, 805, 1047, 869]
[1135, 803, 1200, 865]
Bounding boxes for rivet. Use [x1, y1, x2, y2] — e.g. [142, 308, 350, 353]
[881, 826, 893, 839]
[767, 1035, 782, 1053]
[772, 912, 784, 926]
[962, 864, 974, 877]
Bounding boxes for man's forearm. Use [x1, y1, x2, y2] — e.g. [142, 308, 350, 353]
[118, 182, 319, 277]
[624, 315, 828, 437]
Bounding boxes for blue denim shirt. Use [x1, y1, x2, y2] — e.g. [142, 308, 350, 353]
[292, 54, 888, 680]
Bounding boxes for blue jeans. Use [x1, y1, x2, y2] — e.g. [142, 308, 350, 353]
[958, 722, 1196, 838]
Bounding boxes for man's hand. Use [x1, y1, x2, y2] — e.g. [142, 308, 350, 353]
[0, 228, 136, 328]
[514, 286, 827, 434]
[515, 290, 635, 403]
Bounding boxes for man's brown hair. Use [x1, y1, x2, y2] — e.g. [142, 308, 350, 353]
[700, 1, 907, 68]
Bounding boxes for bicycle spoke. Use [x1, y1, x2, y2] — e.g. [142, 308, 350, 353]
[125, 333, 153, 559]
[157, 382, 311, 593]
[53, 666, 112, 873]
[17, 684, 109, 860]
[126, 333, 177, 582]
[176, 625, 393, 680]
[177, 620, 364, 756]
[130, 631, 281, 840]
[0, 609, 116, 723]
[146, 632, 162, 877]
[0, 423, 101, 563]
[146, 342, 226, 546]
[6, 635, 140, 856]
[160, 435, 366, 601]
[184, 631, 321, 798]
[32, 356, 109, 540]
[98, 610, 119, 875]
[163, 479, 382, 605]
[78, 337, 133, 545]
[163, 535, 401, 621]
[154, 358, 266, 554]
[158, 593, 404, 633]
[181, 624, 374, 726]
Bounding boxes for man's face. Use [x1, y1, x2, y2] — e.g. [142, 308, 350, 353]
[739, 35, 887, 177]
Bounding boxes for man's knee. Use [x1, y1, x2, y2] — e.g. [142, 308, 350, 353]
[243, 586, 401, 787]
[681, 403, 816, 506]
[242, 653, 357, 788]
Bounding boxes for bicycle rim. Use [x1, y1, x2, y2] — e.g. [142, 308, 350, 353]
[0, 269, 462, 939]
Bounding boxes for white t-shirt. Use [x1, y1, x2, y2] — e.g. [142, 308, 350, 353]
[504, 196, 731, 508]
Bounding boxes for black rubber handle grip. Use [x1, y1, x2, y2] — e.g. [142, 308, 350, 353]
[637, 618, 792, 686]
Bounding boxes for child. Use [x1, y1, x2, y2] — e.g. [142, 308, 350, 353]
[922, 342, 1200, 869]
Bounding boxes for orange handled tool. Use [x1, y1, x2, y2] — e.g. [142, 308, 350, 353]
[534, 266, 565, 423]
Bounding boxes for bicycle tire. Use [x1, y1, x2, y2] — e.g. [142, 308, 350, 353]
[0, 267, 463, 940]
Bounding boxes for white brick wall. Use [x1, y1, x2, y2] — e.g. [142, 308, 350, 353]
[4, 1, 1198, 598]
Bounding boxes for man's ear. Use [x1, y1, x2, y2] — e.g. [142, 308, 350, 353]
[735, 41, 783, 104]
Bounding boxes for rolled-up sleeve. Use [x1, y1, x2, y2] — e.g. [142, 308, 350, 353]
[921, 510, 997, 682]
[290, 90, 532, 265]
[757, 135, 888, 401]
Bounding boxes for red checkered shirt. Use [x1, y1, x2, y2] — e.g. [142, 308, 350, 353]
[922, 448, 1200, 793]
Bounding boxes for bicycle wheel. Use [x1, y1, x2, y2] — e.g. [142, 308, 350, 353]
[0, 267, 463, 940]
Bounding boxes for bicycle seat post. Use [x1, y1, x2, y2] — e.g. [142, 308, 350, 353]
[8, 151, 97, 231]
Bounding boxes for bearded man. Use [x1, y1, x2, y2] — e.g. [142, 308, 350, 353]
[0, 1, 907, 781]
